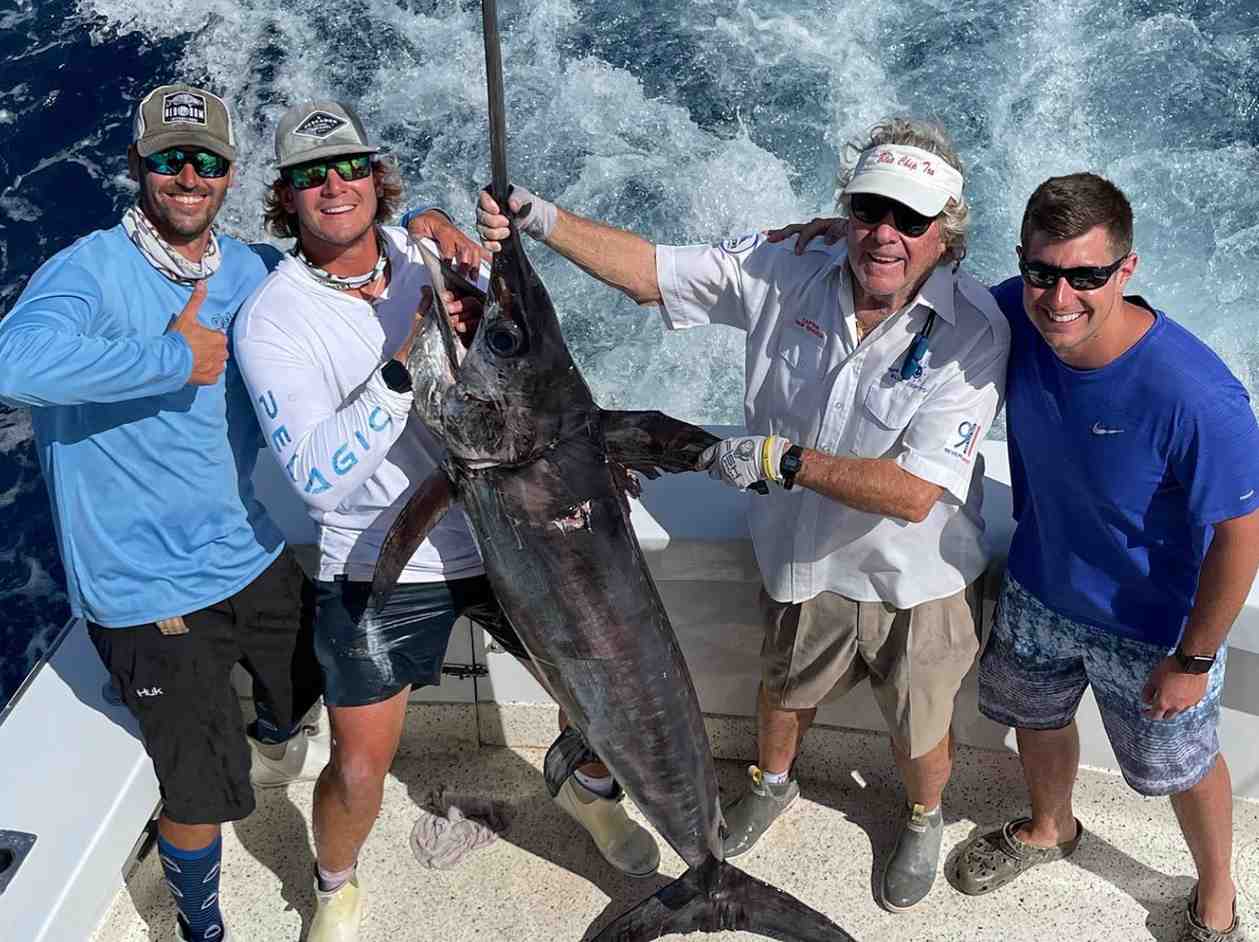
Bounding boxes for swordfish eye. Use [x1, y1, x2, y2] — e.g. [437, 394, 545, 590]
[485, 320, 525, 358]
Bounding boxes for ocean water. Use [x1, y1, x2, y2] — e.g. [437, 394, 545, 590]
[1, 0, 1257, 707]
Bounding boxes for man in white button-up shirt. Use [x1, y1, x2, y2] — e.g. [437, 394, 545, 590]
[477, 117, 1010, 911]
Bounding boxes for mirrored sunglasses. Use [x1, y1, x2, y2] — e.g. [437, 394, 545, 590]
[283, 154, 374, 191]
[848, 193, 936, 238]
[1018, 254, 1128, 291]
[143, 147, 231, 179]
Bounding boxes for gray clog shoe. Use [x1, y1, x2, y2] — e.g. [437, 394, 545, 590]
[953, 816, 1082, 895]
[1181, 886, 1245, 941]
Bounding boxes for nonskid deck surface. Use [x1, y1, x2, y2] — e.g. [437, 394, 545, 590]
[94, 706, 1259, 942]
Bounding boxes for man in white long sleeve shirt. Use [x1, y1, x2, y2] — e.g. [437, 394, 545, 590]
[233, 100, 657, 941]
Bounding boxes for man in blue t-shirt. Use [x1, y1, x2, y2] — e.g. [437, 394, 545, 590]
[951, 174, 1259, 942]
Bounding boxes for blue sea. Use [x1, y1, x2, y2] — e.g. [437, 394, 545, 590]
[2, 0, 1258, 707]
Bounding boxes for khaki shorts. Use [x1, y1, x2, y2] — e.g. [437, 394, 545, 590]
[760, 584, 981, 758]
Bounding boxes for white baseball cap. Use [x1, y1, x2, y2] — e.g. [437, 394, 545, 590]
[844, 143, 963, 216]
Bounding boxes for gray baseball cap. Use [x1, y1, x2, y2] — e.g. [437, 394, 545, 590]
[274, 100, 380, 169]
[133, 84, 237, 160]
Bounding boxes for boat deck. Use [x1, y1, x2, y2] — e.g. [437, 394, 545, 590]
[92, 705, 1259, 942]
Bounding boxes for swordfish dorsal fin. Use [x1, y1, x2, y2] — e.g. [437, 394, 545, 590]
[369, 470, 454, 609]
[590, 857, 858, 942]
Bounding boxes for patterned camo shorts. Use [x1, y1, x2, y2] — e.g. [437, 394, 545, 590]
[979, 574, 1226, 797]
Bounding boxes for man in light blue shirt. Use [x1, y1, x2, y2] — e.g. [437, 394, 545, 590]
[1, 79, 484, 940]
[0, 84, 326, 942]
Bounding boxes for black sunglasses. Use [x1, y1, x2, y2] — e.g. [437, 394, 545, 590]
[1018, 253, 1128, 291]
[282, 154, 374, 191]
[143, 147, 230, 179]
[848, 193, 936, 238]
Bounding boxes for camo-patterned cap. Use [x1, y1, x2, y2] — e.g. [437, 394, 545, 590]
[274, 100, 380, 169]
[133, 84, 236, 160]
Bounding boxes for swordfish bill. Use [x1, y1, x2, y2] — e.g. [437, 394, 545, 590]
[369, 2, 857, 939]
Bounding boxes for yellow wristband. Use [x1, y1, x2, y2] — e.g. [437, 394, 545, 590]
[761, 436, 781, 483]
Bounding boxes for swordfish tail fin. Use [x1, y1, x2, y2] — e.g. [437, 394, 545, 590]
[591, 857, 857, 942]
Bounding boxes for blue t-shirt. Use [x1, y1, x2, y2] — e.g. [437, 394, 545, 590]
[993, 276, 1259, 647]
[0, 227, 286, 627]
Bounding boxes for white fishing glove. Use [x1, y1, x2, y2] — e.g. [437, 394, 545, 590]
[477, 185, 557, 246]
[698, 435, 792, 493]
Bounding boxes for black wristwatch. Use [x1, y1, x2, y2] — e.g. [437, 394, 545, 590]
[1173, 644, 1216, 675]
[779, 444, 804, 491]
[381, 359, 413, 394]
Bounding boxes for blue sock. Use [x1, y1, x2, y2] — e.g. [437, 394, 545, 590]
[158, 834, 225, 941]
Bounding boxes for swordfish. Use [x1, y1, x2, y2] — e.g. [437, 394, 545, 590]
[370, 3, 857, 939]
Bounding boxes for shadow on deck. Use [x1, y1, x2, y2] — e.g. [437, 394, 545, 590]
[93, 705, 1259, 942]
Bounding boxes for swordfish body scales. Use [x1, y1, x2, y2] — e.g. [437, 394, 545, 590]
[370, 1, 858, 937]
[457, 428, 722, 868]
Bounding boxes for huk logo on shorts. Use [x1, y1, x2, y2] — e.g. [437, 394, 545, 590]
[162, 92, 207, 127]
[136, 686, 164, 698]
[293, 110, 348, 139]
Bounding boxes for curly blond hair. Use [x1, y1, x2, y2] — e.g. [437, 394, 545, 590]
[262, 156, 404, 240]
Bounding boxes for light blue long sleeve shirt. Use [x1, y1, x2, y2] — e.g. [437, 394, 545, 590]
[0, 226, 285, 627]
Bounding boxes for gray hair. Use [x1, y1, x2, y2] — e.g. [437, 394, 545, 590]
[835, 117, 969, 264]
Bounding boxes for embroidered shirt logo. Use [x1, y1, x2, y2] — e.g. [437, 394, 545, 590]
[1242, 489, 1255, 501]
[793, 317, 825, 343]
[718, 233, 760, 256]
[1091, 422, 1124, 436]
[162, 92, 207, 127]
[944, 420, 982, 463]
[292, 110, 348, 139]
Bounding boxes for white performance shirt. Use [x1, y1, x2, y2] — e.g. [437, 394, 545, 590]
[234, 226, 482, 584]
[656, 234, 1011, 609]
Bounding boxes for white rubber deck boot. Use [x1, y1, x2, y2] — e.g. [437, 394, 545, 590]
[309, 872, 364, 942]
[553, 777, 660, 878]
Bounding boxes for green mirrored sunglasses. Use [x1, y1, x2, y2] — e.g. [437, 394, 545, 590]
[143, 147, 231, 179]
[282, 154, 373, 191]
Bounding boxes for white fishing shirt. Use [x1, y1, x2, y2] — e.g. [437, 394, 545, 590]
[656, 234, 1010, 608]
[234, 226, 482, 584]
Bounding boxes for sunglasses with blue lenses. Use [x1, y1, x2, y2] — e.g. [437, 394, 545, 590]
[1018, 254, 1128, 291]
[143, 147, 231, 179]
[282, 154, 374, 191]
[848, 193, 937, 238]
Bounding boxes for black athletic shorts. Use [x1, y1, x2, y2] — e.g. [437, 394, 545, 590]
[88, 548, 321, 824]
[314, 574, 530, 707]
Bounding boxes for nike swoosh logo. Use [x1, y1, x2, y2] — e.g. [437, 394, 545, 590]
[1091, 422, 1124, 435]
[1242, 490, 1256, 501]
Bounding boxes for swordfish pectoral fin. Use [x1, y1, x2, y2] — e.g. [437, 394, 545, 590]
[600, 410, 721, 479]
[369, 470, 455, 609]
[590, 857, 858, 942]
